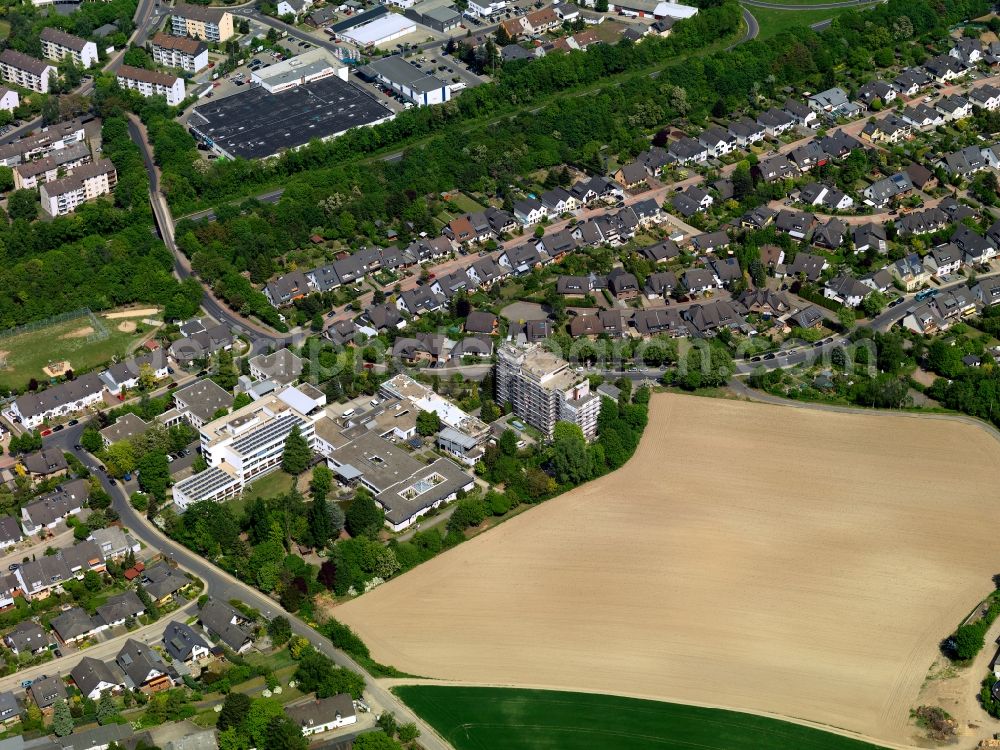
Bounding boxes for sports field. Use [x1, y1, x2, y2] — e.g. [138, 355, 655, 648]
[0, 310, 152, 391]
[393, 686, 886, 750]
[337, 394, 1000, 745]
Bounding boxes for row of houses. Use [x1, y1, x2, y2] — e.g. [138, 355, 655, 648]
[563, 287, 823, 339]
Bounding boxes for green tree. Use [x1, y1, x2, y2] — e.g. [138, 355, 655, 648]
[267, 615, 292, 646]
[212, 349, 240, 391]
[281, 426, 311, 474]
[353, 734, 403, 750]
[479, 400, 501, 422]
[7, 189, 37, 221]
[398, 723, 420, 743]
[232, 392, 253, 410]
[0, 166, 13, 193]
[263, 716, 307, 750]
[415, 410, 441, 437]
[81, 427, 103, 453]
[104, 442, 137, 478]
[837, 306, 856, 330]
[308, 493, 332, 549]
[345, 490, 383, 538]
[309, 464, 333, 502]
[244, 698, 285, 749]
[860, 291, 887, 318]
[52, 699, 73, 737]
[96, 692, 120, 725]
[217, 692, 252, 732]
[549, 422, 590, 485]
[137, 452, 170, 500]
[83, 569, 102, 592]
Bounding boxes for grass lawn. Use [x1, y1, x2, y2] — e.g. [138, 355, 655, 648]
[237, 469, 296, 506]
[0, 311, 149, 391]
[446, 193, 485, 214]
[0, 20, 11, 39]
[392, 687, 887, 750]
[751, 5, 878, 38]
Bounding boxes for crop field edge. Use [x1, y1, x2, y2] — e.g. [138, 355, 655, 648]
[393, 685, 889, 750]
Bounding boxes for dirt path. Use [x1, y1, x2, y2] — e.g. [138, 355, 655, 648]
[105, 308, 160, 319]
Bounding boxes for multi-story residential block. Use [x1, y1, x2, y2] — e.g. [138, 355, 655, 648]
[173, 385, 327, 508]
[116, 65, 185, 106]
[0, 117, 86, 167]
[40, 27, 99, 69]
[495, 343, 600, 440]
[149, 33, 209, 73]
[170, 4, 234, 42]
[11, 372, 105, 428]
[39, 158, 117, 216]
[12, 141, 91, 190]
[0, 49, 56, 93]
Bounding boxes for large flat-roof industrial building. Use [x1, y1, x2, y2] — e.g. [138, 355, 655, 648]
[188, 75, 394, 159]
[340, 13, 416, 47]
[251, 48, 348, 93]
[365, 55, 451, 106]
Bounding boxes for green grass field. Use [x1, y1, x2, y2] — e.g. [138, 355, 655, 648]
[750, 4, 878, 38]
[393, 687, 887, 750]
[0, 312, 149, 391]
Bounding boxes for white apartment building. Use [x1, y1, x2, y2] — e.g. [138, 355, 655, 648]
[40, 27, 99, 69]
[149, 33, 209, 73]
[39, 158, 117, 216]
[0, 49, 55, 94]
[11, 372, 105, 429]
[0, 117, 86, 167]
[494, 343, 601, 440]
[116, 64, 185, 106]
[13, 141, 91, 190]
[173, 385, 327, 508]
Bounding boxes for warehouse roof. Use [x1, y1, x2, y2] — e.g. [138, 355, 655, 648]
[369, 55, 447, 95]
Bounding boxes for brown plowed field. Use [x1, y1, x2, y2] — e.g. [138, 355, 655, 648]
[336, 393, 1000, 744]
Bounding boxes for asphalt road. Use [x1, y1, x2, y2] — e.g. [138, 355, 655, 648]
[730, 7, 759, 48]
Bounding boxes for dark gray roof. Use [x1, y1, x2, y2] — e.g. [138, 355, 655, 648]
[140, 563, 188, 601]
[162, 619, 210, 661]
[464, 310, 497, 334]
[22, 448, 68, 476]
[22, 478, 89, 529]
[29, 675, 67, 708]
[95, 591, 145, 626]
[51, 607, 99, 641]
[116, 638, 171, 688]
[56, 723, 134, 750]
[4, 621, 47, 653]
[199, 599, 253, 651]
[70, 656, 122, 697]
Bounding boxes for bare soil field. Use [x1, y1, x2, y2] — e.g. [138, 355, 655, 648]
[105, 307, 160, 319]
[336, 393, 1000, 747]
